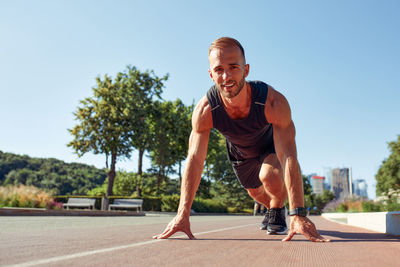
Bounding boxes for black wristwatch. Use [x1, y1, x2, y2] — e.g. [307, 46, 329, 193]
[289, 207, 308, 217]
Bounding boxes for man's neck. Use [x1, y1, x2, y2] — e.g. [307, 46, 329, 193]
[220, 82, 250, 109]
[220, 82, 251, 119]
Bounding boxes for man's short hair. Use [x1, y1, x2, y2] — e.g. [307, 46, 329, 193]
[208, 37, 245, 60]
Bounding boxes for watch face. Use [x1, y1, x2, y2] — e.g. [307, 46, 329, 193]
[297, 208, 307, 216]
[290, 208, 307, 216]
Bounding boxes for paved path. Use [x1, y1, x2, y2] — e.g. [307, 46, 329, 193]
[0, 214, 399, 266]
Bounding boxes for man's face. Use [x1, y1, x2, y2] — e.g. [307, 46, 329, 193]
[208, 46, 249, 99]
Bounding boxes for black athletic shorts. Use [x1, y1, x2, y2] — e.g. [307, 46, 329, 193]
[229, 149, 276, 189]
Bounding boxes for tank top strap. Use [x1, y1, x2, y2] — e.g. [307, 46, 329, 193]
[250, 81, 268, 107]
[206, 85, 222, 112]
[249, 81, 268, 123]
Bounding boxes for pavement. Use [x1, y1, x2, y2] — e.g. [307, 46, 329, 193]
[0, 214, 399, 266]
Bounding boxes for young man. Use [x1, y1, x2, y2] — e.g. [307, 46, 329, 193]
[153, 37, 329, 242]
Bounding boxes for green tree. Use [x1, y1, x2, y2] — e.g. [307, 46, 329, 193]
[87, 171, 139, 196]
[117, 66, 168, 197]
[147, 100, 181, 194]
[302, 175, 314, 209]
[170, 100, 193, 183]
[68, 74, 132, 200]
[204, 129, 221, 181]
[376, 135, 400, 197]
[301, 175, 335, 213]
[313, 190, 335, 213]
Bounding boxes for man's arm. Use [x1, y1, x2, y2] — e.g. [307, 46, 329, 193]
[265, 86, 330, 242]
[153, 97, 212, 239]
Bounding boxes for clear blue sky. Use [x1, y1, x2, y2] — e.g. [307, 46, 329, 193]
[1, 1, 399, 199]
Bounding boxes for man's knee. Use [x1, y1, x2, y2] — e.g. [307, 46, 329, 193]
[259, 165, 283, 185]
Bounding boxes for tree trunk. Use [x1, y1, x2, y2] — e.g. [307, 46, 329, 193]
[157, 167, 163, 196]
[105, 152, 109, 169]
[106, 153, 117, 199]
[136, 148, 144, 197]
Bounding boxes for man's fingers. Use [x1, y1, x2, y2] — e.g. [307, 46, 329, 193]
[303, 229, 331, 242]
[153, 225, 196, 240]
[318, 236, 331, 242]
[308, 235, 322, 242]
[184, 229, 196, 240]
[153, 228, 176, 239]
[282, 230, 295, 242]
[309, 235, 330, 242]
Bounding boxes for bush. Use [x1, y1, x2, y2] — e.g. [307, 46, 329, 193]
[336, 203, 348, 212]
[361, 201, 383, 212]
[161, 194, 180, 212]
[87, 184, 107, 197]
[384, 199, 400, 211]
[0, 185, 62, 209]
[159, 195, 228, 213]
[142, 196, 162, 211]
[192, 198, 227, 213]
[46, 198, 63, 210]
[322, 197, 400, 213]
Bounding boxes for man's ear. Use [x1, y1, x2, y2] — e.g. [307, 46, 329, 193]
[244, 64, 250, 78]
[208, 69, 213, 79]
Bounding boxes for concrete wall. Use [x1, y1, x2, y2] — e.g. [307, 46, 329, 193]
[322, 212, 400, 235]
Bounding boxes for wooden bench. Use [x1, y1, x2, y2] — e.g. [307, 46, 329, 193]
[63, 198, 96, 210]
[108, 199, 143, 212]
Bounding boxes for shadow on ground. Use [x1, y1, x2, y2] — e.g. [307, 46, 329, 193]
[167, 230, 400, 243]
[319, 230, 400, 242]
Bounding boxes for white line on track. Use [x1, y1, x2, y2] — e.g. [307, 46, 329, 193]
[6, 223, 257, 267]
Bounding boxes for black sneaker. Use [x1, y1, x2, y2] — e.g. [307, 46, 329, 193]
[267, 207, 288, 235]
[259, 209, 270, 230]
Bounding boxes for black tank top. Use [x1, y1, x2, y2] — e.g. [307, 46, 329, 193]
[206, 81, 274, 161]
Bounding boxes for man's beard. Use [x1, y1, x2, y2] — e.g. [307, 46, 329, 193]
[216, 75, 246, 99]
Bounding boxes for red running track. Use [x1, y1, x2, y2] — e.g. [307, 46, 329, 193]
[0, 214, 399, 266]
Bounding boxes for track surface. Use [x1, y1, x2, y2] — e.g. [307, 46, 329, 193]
[1, 214, 399, 266]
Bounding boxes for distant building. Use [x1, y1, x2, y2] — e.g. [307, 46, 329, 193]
[311, 176, 325, 195]
[306, 173, 317, 192]
[323, 167, 332, 190]
[353, 179, 368, 199]
[331, 168, 350, 200]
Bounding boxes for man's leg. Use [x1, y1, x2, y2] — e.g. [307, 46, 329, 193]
[259, 153, 287, 208]
[247, 187, 271, 208]
[258, 153, 288, 234]
[247, 187, 272, 230]
[231, 154, 286, 232]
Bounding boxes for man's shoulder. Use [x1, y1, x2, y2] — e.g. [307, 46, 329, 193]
[195, 96, 211, 113]
[265, 86, 291, 126]
[192, 96, 213, 132]
[266, 85, 286, 103]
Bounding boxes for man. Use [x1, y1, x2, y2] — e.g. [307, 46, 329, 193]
[153, 37, 329, 242]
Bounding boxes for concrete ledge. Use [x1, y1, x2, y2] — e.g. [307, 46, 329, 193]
[0, 207, 145, 216]
[322, 212, 400, 235]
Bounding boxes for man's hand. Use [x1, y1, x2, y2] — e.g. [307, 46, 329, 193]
[282, 216, 330, 242]
[152, 214, 195, 240]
